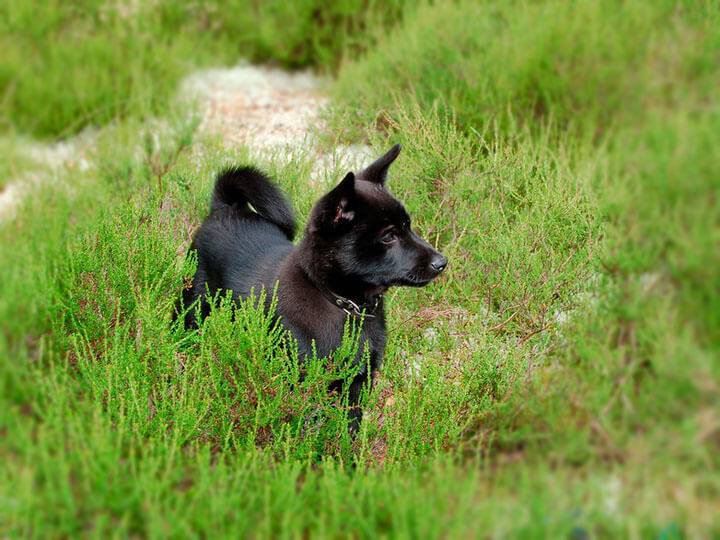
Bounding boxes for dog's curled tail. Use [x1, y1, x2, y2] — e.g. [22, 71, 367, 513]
[211, 166, 297, 240]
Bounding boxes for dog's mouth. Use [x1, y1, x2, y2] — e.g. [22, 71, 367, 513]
[400, 274, 439, 287]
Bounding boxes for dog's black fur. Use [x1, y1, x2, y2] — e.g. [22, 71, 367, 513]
[180, 145, 446, 428]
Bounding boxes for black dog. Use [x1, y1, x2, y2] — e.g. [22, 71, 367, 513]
[180, 145, 446, 428]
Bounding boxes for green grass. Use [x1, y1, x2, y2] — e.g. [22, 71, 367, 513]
[328, 0, 718, 141]
[1, 0, 719, 537]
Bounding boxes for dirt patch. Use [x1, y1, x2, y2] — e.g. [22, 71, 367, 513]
[182, 64, 328, 151]
[0, 132, 94, 222]
[181, 63, 372, 179]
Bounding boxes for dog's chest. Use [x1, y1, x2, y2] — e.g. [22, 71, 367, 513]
[277, 286, 386, 370]
[315, 313, 385, 369]
[358, 317, 386, 371]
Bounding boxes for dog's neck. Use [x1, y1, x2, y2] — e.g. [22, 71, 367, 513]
[316, 287, 382, 318]
[293, 239, 386, 316]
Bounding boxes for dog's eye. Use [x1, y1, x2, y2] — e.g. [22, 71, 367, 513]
[380, 232, 397, 245]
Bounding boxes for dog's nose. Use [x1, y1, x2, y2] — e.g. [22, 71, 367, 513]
[430, 254, 447, 273]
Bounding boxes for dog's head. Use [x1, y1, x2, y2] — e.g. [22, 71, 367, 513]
[306, 145, 447, 289]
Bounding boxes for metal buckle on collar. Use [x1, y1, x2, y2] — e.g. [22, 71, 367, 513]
[331, 293, 379, 318]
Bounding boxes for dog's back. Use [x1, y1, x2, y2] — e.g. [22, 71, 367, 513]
[181, 167, 296, 327]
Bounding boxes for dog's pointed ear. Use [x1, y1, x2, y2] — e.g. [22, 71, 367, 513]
[357, 144, 401, 185]
[329, 172, 356, 225]
[334, 170, 356, 194]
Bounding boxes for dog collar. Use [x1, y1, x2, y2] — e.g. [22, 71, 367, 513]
[321, 289, 381, 319]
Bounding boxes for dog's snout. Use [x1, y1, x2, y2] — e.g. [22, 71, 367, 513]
[430, 253, 448, 273]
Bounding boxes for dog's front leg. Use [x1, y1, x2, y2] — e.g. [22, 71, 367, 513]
[347, 371, 369, 434]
